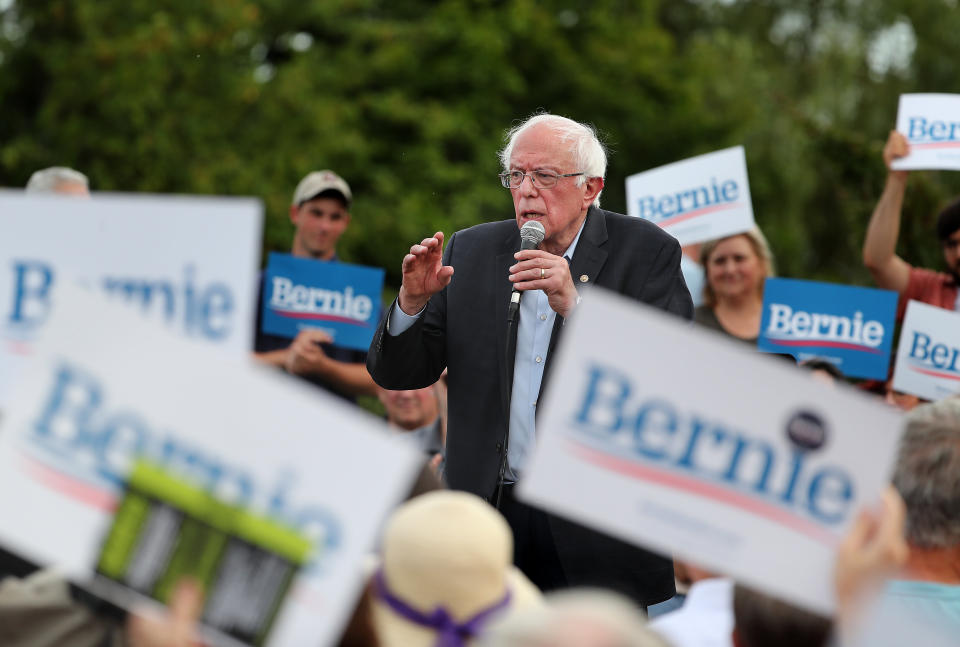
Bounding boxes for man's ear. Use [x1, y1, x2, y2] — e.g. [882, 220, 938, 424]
[582, 176, 604, 207]
[289, 204, 300, 226]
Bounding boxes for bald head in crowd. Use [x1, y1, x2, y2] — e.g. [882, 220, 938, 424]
[25, 167, 90, 197]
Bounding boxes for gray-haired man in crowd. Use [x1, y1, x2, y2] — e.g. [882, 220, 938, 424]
[25, 166, 90, 197]
[887, 398, 960, 630]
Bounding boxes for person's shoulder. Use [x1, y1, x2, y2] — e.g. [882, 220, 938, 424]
[448, 219, 516, 248]
[693, 305, 719, 326]
[596, 208, 677, 245]
[907, 265, 954, 285]
[454, 218, 516, 238]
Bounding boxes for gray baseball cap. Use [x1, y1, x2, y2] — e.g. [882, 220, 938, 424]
[292, 170, 352, 207]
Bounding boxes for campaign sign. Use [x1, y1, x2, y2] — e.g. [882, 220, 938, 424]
[757, 278, 898, 380]
[891, 93, 960, 171]
[261, 253, 383, 351]
[625, 146, 755, 246]
[892, 300, 960, 401]
[0, 285, 420, 647]
[0, 191, 262, 411]
[519, 288, 902, 614]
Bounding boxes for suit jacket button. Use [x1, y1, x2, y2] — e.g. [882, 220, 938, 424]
[495, 442, 502, 452]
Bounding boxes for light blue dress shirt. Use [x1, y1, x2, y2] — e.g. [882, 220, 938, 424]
[504, 222, 584, 480]
[387, 220, 587, 481]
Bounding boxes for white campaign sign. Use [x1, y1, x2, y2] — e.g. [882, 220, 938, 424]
[0, 285, 421, 647]
[519, 289, 902, 614]
[891, 93, 960, 171]
[625, 146, 755, 246]
[892, 300, 960, 401]
[0, 191, 263, 411]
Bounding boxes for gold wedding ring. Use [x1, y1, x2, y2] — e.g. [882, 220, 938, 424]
[540, 268, 546, 280]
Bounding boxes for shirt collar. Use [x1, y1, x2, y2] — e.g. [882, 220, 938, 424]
[562, 215, 588, 261]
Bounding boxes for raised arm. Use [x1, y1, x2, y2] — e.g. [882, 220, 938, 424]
[862, 131, 913, 293]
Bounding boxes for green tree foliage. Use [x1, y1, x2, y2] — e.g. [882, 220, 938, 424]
[1, 0, 959, 290]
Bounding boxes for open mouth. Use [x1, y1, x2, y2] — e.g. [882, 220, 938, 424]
[522, 211, 545, 219]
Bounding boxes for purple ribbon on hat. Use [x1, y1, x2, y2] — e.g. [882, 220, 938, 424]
[374, 568, 512, 647]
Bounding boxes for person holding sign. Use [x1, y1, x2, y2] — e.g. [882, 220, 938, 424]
[863, 131, 960, 319]
[693, 228, 775, 344]
[368, 114, 692, 607]
[254, 170, 378, 402]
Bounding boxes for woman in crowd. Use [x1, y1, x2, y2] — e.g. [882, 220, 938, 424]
[694, 229, 776, 344]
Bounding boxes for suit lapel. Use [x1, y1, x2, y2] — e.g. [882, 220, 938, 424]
[539, 207, 609, 402]
[496, 228, 521, 422]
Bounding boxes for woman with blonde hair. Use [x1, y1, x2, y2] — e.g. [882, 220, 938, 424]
[694, 228, 776, 344]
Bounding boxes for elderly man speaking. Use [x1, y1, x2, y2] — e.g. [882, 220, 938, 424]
[368, 114, 692, 607]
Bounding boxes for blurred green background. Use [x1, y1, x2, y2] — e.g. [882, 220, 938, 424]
[2, 0, 959, 291]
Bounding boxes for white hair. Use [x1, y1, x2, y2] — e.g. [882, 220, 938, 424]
[893, 398, 960, 548]
[479, 589, 670, 647]
[25, 166, 89, 194]
[499, 114, 607, 207]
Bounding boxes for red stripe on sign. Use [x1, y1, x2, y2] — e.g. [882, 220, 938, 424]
[567, 438, 839, 547]
[22, 454, 118, 512]
[910, 141, 960, 150]
[271, 309, 370, 326]
[5, 341, 33, 356]
[657, 202, 742, 228]
[768, 338, 882, 354]
[910, 365, 960, 381]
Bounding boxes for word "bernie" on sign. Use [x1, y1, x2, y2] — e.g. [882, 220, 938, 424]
[269, 277, 373, 324]
[908, 117, 960, 143]
[26, 362, 341, 564]
[766, 304, 884, 350]
[7, 261, 233, 340]
[569, 363, 854, 526]
[637, 178, 739, 223]
[907, 331, 960, 374]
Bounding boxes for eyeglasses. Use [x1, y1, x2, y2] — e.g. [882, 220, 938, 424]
[498, 169, 584, 189]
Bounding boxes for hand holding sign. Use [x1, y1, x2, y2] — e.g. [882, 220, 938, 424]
[285, 328, 334, 376]
[883, 131, 910, 181]
[399, 232, 454, 315]
[833, 487, 908, 618]
[127, 579, 204, 647]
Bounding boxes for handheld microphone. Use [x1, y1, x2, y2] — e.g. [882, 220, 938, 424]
[507, 220, 546, 322]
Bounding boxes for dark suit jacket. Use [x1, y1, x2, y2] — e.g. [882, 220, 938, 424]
[368, 206, 693, 603]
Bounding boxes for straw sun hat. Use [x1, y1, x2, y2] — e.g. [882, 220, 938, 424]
[371, 491, 542, 647]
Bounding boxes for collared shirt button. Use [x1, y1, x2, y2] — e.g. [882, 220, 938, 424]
[535, 356, 542, 363]
[539, 314, 547, 321]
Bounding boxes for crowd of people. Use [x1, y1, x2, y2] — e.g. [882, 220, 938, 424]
[2, 111, 959, 647]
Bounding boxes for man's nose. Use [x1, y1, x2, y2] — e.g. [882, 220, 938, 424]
[519, 174, 539, 195]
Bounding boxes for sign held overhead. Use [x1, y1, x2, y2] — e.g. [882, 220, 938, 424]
[626, 146, 756, 246]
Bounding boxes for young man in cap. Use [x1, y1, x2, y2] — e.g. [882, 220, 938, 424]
[253, 170, 377, 402]
[863, 131, 960, 319]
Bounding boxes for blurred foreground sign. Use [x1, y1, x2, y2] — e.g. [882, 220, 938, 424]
[892, 300, 960, 401]
[0, 285, 420, 647]
[625, 146, 755, 246]
[261, 252, 384, 351]
[519, 288, 902, 614]
[0, 192, 263, 411]
[891, 93, 960, 171]
[757, 278, 898, 380]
